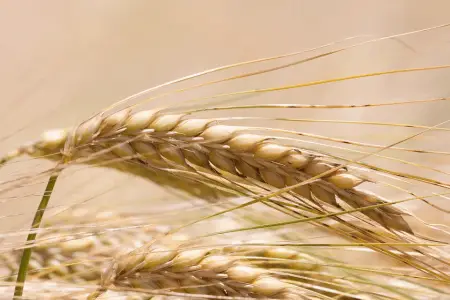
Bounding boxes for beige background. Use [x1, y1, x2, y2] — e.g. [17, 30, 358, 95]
[1, 1, 450, 249]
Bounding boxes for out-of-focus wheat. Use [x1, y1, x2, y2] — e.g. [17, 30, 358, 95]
[1, 209, 169, 284]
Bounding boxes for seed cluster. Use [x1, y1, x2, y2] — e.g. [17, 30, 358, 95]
[21, 109, 411, 233]
[107, 239, 337, 299]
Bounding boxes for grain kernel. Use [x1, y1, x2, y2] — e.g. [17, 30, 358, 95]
[227, 134, 266, 152]
[37, 129, 68, 150]
[254, 143, 291, 161]
[149, 114, 184, 132]
[174, 118, 211, 136]
[124, 110, 157, 132]
[226, 265, 264, 283]
[327, 173, 364, 189]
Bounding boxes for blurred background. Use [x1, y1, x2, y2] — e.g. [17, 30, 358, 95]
[1, 0, 450, 252]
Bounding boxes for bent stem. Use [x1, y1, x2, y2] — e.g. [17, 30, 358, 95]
[13, 173, 59, 299]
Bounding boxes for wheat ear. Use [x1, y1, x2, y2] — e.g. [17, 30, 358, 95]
[6, 108, 413, 234]
[93, 237, 362, 300]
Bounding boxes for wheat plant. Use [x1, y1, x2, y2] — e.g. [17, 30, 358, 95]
[1, 22, 450, 300]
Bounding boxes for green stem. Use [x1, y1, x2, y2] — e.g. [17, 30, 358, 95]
[13, 173, 59, 299]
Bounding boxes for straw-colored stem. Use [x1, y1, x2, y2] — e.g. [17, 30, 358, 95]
[13, 173, 59, 299]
